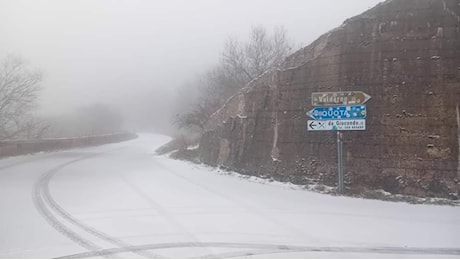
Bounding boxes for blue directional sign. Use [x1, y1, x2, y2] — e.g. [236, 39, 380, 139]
[307, 105, 367, 120]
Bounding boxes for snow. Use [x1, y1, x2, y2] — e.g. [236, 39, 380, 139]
[187, 144, 199, 150]
[0, 133, 459, 258]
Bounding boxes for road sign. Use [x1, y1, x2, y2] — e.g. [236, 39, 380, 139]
[307, 105, 366, 120]
[311, 91, 371, 106]
[307, 119, 366, 131]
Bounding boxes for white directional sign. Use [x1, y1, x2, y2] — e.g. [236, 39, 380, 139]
[312, 91, 371, 106]
[307, 119, 366, 131]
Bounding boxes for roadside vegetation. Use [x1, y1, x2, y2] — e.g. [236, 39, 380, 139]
[0, 55, 48, 140]
[172, 25, 293, 148]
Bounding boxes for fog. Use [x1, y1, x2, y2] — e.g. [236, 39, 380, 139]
[0, 0, 382, 135]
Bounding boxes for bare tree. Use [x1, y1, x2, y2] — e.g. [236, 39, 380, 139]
[174, 25, 293, 136]
[174, 103, 210, 132]
[0, 55, 43, 140]
[23, 117, 52, 139]
[174, 66, 235, 133]
[222, 25, 292, 84]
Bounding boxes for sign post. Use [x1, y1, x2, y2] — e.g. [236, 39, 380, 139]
[337, 132, 344, 193]
[307, 91, 371, 194]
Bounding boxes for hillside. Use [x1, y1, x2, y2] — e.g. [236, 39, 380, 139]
[198, 0, 460, 199]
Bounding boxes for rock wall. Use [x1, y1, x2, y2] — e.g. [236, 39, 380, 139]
[199, 0, 460, 198]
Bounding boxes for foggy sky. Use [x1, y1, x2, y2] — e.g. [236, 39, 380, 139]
[0, 0, 382, 132]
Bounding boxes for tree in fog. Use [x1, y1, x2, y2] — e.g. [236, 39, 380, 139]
[175, 67, 233, 128]
[175, 25, 292, 135]
[222, 25, 292, 85]
[0, 55, 45, 140]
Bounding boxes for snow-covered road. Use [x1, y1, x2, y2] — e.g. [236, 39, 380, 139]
[0, 133, 459, 258]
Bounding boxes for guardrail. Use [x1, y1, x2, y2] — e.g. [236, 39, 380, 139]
[0, 132, 138, 158]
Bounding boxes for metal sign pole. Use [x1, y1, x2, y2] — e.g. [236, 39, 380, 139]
[340, 132, 344, 192]
[337, 131, 344, 193]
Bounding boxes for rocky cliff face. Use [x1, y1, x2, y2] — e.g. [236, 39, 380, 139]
[199, 0, 460, 198]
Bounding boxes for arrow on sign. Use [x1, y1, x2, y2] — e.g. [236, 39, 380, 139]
[312, 91, 371, 106]
[307, 119, 366, 131]
[308, 121, 326, 130]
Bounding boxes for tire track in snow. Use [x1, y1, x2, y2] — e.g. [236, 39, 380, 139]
[55, 241, 460, 259]
[33, 150, 162, 259]
[33, 156, 107, 258]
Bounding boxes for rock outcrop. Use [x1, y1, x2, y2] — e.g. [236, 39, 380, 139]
[199, 0, 460, 198]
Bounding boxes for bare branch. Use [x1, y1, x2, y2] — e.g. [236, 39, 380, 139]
[0, 55, 43, 140]
[173, 25, 293, 135]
